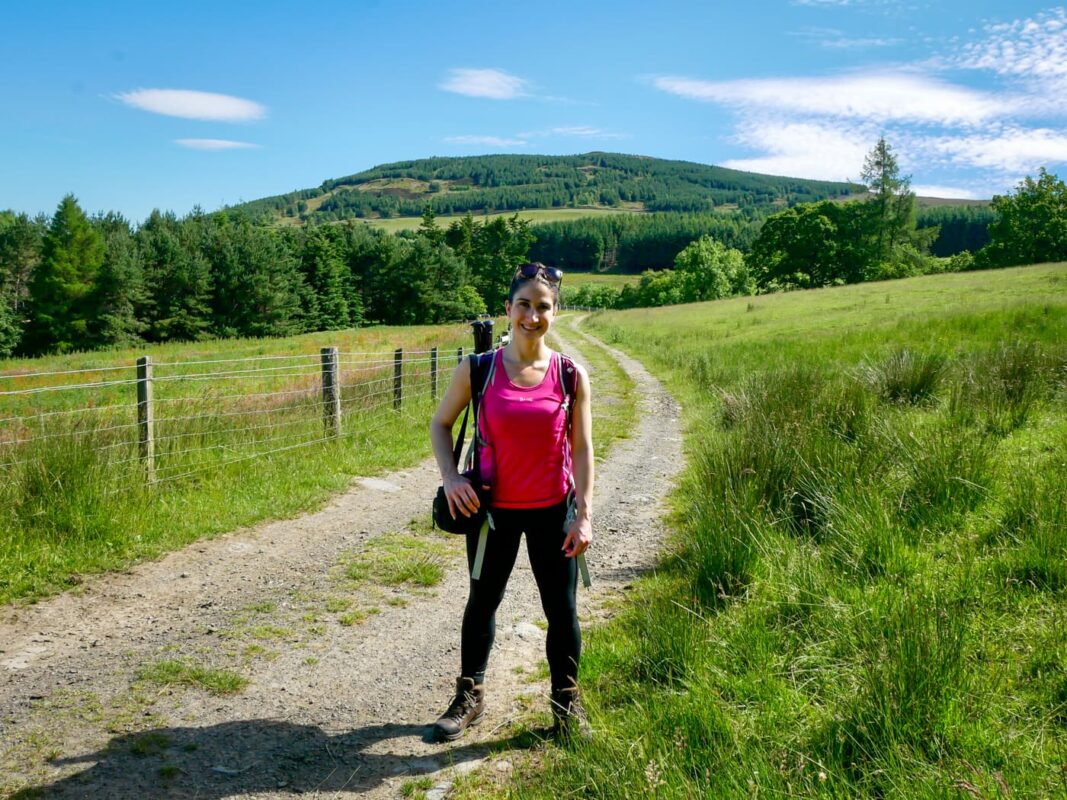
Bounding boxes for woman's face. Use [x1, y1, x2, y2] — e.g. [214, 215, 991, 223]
[505, 280, 556, 341]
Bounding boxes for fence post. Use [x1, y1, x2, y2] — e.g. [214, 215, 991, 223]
[457, 346, 464, 365]
[430, 347, 438, 401]
[393, 348, 403, 410]
[321, 347, 341, 437]
[136, 356, 155, 482]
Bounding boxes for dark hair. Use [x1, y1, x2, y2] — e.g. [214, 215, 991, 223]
[507, 262, 561, 306]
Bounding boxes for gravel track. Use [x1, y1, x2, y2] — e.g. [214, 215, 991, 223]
[0, 319, 682, 799]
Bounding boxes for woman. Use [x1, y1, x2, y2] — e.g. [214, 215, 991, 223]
[429, 262, 594, 742]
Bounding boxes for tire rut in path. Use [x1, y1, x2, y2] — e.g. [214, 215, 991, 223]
[0, 320, 682, 799]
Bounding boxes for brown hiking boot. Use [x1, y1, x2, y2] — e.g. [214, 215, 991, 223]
[433, 677, 485, 742]
[550, 686, 591, 742]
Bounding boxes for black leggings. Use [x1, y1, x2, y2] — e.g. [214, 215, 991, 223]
[461, 502, 580, 692]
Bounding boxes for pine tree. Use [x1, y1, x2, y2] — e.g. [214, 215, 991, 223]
[300, 227, 350, 331]
[89, 225, 146, 348]
[0, 211, 44, 356]
[138, 210, 213, 342]
[23, 195, 105, 354]
[860, 138, 915, 264]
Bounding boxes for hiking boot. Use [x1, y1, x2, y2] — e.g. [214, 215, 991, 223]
[433, 677, 485, 742]
[550, 686, 592, 742]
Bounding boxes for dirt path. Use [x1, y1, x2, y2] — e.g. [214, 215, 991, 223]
[0, 320, 682, 799]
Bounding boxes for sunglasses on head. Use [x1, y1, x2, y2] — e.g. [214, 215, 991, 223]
[516, 263, 563, 284]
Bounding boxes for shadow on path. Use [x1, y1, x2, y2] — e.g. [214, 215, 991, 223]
[13, 718, 540, 799]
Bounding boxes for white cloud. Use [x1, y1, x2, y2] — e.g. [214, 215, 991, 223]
[521, 125, 629, 139]
[721, 120, 873, 181]
[652, 70, 1014, 126]
[956, 7, 1067, 80]
[821, 35, 902, 49]
[444, 135, 528, 147]
[791, 0, 898, 6]
[924, 127, 1067, 173]
[793, 26, 901, 48]
[910, 184, 980, 200]
[175, 138, 259, 151]
[440, 68, 529, 100]
[116, 89, 265, 121]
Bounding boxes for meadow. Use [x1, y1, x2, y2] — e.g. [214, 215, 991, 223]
[0, 323, 477, 604]
[464, 263, 1067, 799]
[359, 207, 641, 234]
[0, 312, 637, 607]
[564, 272, 640, 291]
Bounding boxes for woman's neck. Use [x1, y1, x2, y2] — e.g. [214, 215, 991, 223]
[505, 337, 551, 365]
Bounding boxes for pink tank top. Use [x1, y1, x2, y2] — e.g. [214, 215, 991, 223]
[478, 350, 571, 509]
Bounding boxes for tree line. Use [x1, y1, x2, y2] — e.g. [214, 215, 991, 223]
[4, 142, 1058, 358]
[0, 203, 530, 357]
[236, 152, 859, 224]
[567, 145, 1066, 310]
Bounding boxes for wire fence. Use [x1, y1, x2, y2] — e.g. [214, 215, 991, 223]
[0, 329, 490, 489]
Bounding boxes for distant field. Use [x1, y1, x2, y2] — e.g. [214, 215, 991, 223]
[565, 272, 639, 289]
[359, 206, 643, 233]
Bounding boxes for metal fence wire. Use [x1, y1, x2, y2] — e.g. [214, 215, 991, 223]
[0, 328, 504, 486]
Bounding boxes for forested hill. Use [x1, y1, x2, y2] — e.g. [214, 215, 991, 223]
[232, 152, 862, 224]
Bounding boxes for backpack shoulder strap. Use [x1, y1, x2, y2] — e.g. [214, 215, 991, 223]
[558, 353, 578, 399]
[557, 352, 579, 425]
[463, 349, 498, 475]
[469, 349, 496, 415]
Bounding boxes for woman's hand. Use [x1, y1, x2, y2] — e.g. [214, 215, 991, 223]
[444, 473, 481, 519]
[562, 515, 592, 558]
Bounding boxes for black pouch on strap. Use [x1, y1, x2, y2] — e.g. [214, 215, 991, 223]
[432, 353, 493, 534]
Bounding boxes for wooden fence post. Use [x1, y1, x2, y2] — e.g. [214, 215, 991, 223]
[136, 356, 155, 482]
[393, 349, 403, 410]
[430, 347, 438, 401]
[456, 346, 464, 365]
[321, 347, 341, 437]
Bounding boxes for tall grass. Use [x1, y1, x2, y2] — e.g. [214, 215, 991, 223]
[471, 264, 1067, 800]
[0, 324, 473, 604]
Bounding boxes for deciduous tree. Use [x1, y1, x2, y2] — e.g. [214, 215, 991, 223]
[978, 168, 1067, 267]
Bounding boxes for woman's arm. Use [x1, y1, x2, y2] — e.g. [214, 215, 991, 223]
[429, 357, 481, 519]
[563, 364, 594, 558]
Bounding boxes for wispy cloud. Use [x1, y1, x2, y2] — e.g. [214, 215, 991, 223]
[652, 71, 1014, 126]
[790, 0, 895, 6]
[923, 127, 1067, 174]
[175, 138, 259, 151]
[444, 134, 528, 147]
[440, 68, 529, 100]
[116, 89, 266, 121]
[721, 119, 874, 181]
[793, 26, 901, 49]
[521, 125, 629, 139]
[445, 125, 627, 148]
[910, 184, 980, 200]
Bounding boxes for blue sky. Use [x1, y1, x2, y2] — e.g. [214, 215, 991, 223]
[2, 0, 1065, 222]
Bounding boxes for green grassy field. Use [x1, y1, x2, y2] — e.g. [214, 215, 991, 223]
[360, 206, 641, 233]
[564, 273, 639, 291]
[467, 263, 1067, 799]
[0, 313, 636, 606]
[0, 323, 482, 604]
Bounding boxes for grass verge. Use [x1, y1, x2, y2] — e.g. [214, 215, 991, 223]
[483, 263, 1067, 798]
